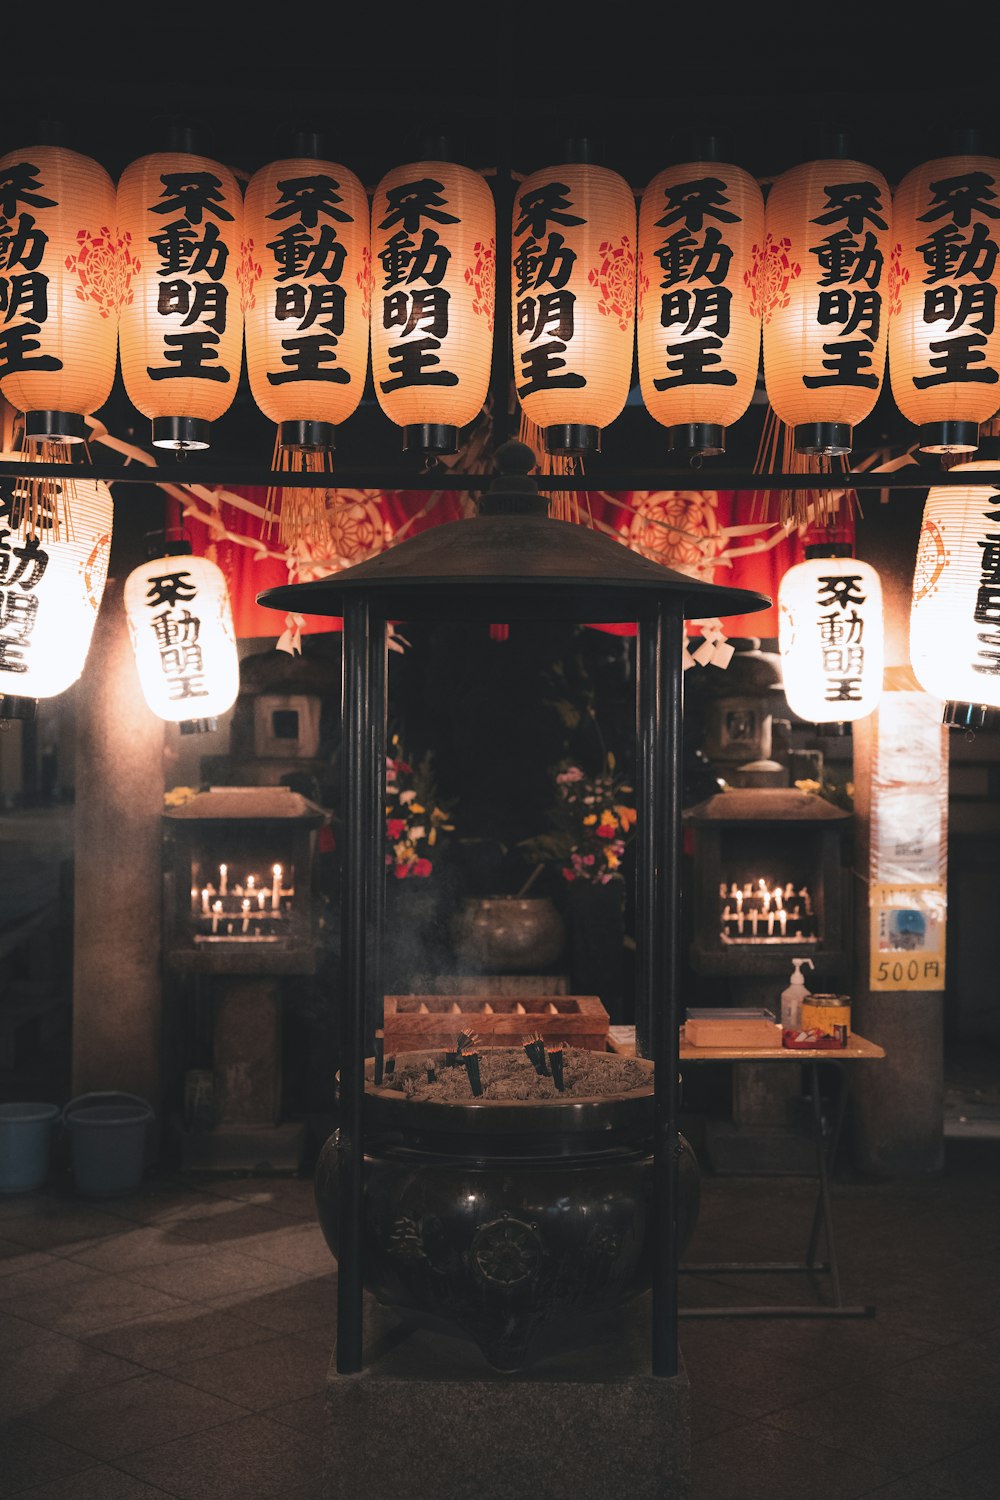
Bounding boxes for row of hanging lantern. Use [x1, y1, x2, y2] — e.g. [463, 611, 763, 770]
[1, 138, 999, 465]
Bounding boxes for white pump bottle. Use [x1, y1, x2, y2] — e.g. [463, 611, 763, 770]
[781, 957, 814, 1031]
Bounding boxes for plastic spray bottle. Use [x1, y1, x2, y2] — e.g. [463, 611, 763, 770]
[781, 957, 814, 1031]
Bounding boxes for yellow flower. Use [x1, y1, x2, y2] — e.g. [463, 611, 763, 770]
[582, 813, 598, 826]
[614, 804, 637, 830]
[410, 802, 425, 814]
[605, 851, 620, 868]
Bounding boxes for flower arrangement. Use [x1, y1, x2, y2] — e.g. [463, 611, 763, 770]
[385, 738, 455, 880]
[519, 755, 637, 886]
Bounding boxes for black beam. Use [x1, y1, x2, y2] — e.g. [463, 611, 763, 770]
[0, 459, 987, 493]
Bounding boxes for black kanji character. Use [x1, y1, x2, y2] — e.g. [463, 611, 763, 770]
[266, 334, 349, 384]
[150, 173, 234, 225]
[267, 175, 352, 229]
[652, 334, 737, 389]
[266, 224, 346, 284]
[145, 572, 198, 608]
[811, 181, 888, 235]
[912, 333, 999, 388]
[0, 163, 56, 220]
[149, 221, 230, 281]
[802, 339, 879, 389]
[918, 171, 1000, 229]
[379, 179, 459, 235]
[514, 182, 585, 240]
[379, 335, 459, 392]
[654, 227, 732, 288]
[655, 177, 739, 233]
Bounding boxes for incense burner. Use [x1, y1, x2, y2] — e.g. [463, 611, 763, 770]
[314, 1051, 699, 1371]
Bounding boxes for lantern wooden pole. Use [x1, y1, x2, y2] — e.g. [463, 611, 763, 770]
[337, 595, 384, 1373]
[638, 600, 684, 1378]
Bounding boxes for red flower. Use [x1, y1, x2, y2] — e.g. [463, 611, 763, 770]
[386, 818, 407, 839]
[393, 862, 411, 879]
[412, 858, 433, 877]
[596, 822, 616, 839]
[562, 868, 576, 881]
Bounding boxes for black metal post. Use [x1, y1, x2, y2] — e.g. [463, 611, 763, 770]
[640, 601, 684, 1378]
[365, 619, 387, 1055]
[337, 595, 378, 1374]
[635, 622, 657, 1064]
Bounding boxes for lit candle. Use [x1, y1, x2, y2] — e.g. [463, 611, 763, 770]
[737, 910, 745, 935]
[779, 910, 787, 936]
[211, 899, 222, 934]
[241, 898, 250, 934]
[767, 910, 775, 936]
[201, 887, 210, 916]
[750, 909, 759, 936]
[735, 890, 743, 913]
[219, 864, 228, 897]
[762, 890, 771, 913]
[774, 887, 783, 911]
[271, 865, 282, 911]
[257, 891, 266, 910]
[246, 874, 256, 892]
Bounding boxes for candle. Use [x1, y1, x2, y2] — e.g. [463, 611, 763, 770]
[750, 909, 759, 936]
[257, 891, 266, 910]
[201, 887, 210, 916]
[737, 910, 744, 934]
[219, 864, 228, 897]
[735, 890, 743, 913]
[762, 890, 770, 913]
[767, 910, 775, 936]
[271, 865, 282, 911]
[246, 875, 256, 891]
[211, 899, 222, 934]
[241, 898, 250, 934]
[774, 887, 783, 911]
[779, 910, 788, 936]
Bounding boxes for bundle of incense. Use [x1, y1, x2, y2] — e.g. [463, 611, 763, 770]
[444, 1050, 458, 1068]
[374, 1032, 385, 1086]
[523, 1035, 548, 1075]
[546, 1044, 566, 1091]
[425, 1060, 436, 1083]
[461, 1049, 483, 1097]
[455, 1030, 479, 1055]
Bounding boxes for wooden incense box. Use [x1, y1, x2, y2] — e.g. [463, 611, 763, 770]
[684, 1008, 783, 1048]
[383, 995, 609, 1054]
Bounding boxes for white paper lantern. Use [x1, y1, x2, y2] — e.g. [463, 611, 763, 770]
[779, 552, 884, 722]
[124, 549, 239, 728]
[0, 468, 112, 707]
[910, 459, 1000, 726]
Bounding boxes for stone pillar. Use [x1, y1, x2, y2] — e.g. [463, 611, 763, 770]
[852, 495, 945, 1175]
[73, 578, 165, 1115]
[213, 979, 282, 1125]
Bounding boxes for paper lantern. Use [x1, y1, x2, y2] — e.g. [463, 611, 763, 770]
[117, 146, 244, 450]
[370, 159, 494, 454]
[910, 459, 1000, 728]
[637, 161, 763, 456]
[778, 549, 884, 723]
[889, 153, 1000, 453]
[0, 144, 119, 443]
[243, 151, 370, 454]
[124, 545, 239, 730]
[0, 466, 112, 714]
[512, 161, 636, 456]
[762, 158, 892, 456]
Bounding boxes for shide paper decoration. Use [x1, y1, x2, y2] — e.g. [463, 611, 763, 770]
[638, 159, 763, 457]
[889, 150, 1000, 454]
[124, 540, 239, 732]
[0, 144, 120, 445]
[910, 458, 1000, 728]
[511, 160, 636, 457]
[762, 156, 892, 457]
[370, 158, 495, 455]
[0, 465, 112, 718]
[243, 148, 370, 543]
[778, 547, 884, 724]
[117, 142, 244, 451]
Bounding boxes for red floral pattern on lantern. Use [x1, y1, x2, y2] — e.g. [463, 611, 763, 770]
[587, 235, 636, 331]
[912, 517, 948, 602]
[746, 234, 801, 326]
[464, 238, 495, 331]
[322, 489, 390, 569]
[65, 227, 127, 320]
[237, 238, 263, 314]
[626, 490, 724, 575]
[886, 242, 910, 321]
[357, 245, 372, 323]
[636, 246, 649, 324]
[115, 230, 140, 312]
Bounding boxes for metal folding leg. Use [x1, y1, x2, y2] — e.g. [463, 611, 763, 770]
[679, 1060, 875, 1319]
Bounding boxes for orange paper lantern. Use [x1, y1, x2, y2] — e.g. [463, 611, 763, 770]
[243, 150, 370, 454]
[762, 157, 892, 456]
[117, 144, 244, 450]
[370, 159, 494, 455]
[0, 144, 119, 443]
[889, 153, 1000, 453]
[638, 160, 763, 456]
[512, 162, 636, 456]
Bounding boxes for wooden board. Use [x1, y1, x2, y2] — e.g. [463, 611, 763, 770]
[383, 994, 608, 1054]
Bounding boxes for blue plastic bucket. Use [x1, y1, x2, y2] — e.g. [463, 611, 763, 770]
[0, 1102, 60, 1193]
[63, 1092, 154, 1198]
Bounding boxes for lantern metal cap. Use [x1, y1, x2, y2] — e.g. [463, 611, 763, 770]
[545, 423, 600, 457]
[667, 422, 724, 458]
[794, 422, 852, 457]
[24, 411, 86, 445]
[403, 423, 457, 456]
[279, 419, 334, 452]
[153, 417, 211, 451]
[804, 542, 853, 560]
[179, 717, 219, 736]
[920, 421, 979, 455]
[0, 694, 37, 722]
[255, 441, 770, 624]
[943, 701, 1000, 732]
[814, 720, 853, 737]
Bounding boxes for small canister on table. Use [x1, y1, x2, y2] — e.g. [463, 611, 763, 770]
[800, 994, 851, 1047]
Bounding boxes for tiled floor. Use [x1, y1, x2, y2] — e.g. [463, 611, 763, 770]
[0, 1143, 998, 1499]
